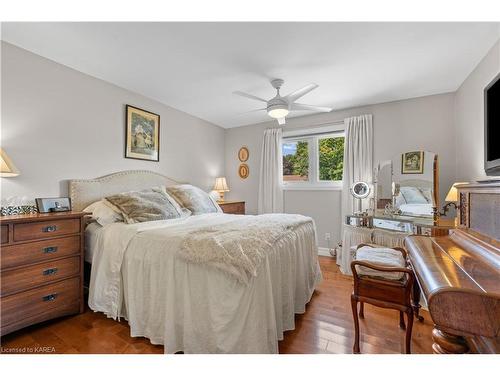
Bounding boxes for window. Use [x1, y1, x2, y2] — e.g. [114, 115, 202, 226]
[282, 140, 309, 182]
[282, 131, 344, 189]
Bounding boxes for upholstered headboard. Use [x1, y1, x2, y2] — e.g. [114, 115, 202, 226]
[69, 170, 181, 211]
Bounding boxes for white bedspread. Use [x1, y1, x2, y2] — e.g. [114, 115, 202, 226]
[88, 213, 322, 353]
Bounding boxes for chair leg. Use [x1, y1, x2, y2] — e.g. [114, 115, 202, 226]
[359, 302, 364, 319]
[405, 309, 414, 354]
[399, 311, 406, 330]
[351, 295, 360, 354]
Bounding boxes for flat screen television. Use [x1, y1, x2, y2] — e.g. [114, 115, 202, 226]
[485, 72, 500, 176]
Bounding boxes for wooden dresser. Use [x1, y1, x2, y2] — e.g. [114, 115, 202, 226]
[0, 211, 87, 336]
[219, 201, 245, 215]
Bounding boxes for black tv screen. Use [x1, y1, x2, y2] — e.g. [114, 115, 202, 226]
[485, 72, 500, 175]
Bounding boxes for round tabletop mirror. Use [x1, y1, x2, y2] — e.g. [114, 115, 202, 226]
[350, 181, 370, 199]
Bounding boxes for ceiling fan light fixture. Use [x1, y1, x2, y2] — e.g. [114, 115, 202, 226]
[267, 104, 289, 119]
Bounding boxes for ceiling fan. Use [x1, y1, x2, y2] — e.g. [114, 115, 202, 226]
[233, 79, 332, 125]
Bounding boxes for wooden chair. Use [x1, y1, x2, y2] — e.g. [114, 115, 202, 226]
[350, 243, 415, 354]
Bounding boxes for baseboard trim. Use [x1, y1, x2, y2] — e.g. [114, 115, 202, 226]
[318, 247, 334, 257]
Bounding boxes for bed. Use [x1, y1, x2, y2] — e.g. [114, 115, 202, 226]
[70, 170, 322, 354]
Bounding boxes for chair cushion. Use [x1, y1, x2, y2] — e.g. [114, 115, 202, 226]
[354, 246, 406, 281]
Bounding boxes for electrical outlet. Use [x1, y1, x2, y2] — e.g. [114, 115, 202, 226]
[324, 232, 331, 241]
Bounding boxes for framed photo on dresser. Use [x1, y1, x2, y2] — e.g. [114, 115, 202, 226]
[125, 105, 160, 161]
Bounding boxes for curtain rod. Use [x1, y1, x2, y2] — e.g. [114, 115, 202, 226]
[283, 130, 344, 140]
[282, 120, 345, 139]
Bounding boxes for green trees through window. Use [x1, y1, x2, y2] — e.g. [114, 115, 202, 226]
[318, 137, 344, 181]
[282, 135, 344, 183]
[283, 141, 309, 181]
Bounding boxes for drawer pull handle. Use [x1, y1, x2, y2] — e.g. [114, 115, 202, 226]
[42, 293, 58, 302]
[43, 267, 58, 276]
[42, 246, 58, 254]
[42, 225, 57, 233]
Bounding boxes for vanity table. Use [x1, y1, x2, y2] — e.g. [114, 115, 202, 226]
[339, 150, 455, 275]
[340, 215, 454, 274]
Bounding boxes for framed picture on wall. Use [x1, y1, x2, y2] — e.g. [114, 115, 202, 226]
[125, 105, 160, 161]
[401, 151, 424, 174]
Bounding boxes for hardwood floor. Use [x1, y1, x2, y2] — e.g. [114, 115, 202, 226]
[0, 256, 434, 354]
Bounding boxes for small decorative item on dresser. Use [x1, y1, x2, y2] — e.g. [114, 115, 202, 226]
[213, 177, 230, 202]
[219, 201, 245, 215]
[0, 211, 87, 336]
[35, 197, 71, 213]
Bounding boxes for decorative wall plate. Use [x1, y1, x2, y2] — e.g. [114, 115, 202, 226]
[238, 163, 249, 179]
[238, 146, 249, 162]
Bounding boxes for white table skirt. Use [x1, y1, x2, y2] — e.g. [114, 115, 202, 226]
[338, 224, 408, 275]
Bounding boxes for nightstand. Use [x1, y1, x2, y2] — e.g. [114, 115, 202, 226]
[0, 211, 87, 336]
[218, 201, 245, 215]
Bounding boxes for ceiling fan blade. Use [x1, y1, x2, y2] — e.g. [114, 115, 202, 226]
[235, 108, 267, 116]
[233, 91, 268, 103]
[284, 83, 318, 103]
[291, 103, 332, 113]
[277, 117, 286, 125]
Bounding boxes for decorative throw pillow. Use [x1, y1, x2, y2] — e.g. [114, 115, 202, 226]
[84, 199, 124, 226]
[105, 187, 185, 224]
[166, 184, 222, 215]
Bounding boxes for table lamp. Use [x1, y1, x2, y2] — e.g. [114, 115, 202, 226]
[0, 148, 20, 177]
[213, 177, 229, 202]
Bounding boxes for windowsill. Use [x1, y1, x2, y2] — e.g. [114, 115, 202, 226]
[282, 184, 343, 191]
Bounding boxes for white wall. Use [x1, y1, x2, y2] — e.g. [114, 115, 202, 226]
[225, 93, 456, 248]
[455, 39, 500, 181]
[5, 37, 492, 251]
[0, 42, 225, 202]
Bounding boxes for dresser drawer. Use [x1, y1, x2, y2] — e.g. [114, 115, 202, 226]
[13, 218, 80, 242]
[1, 225, 8, 244]
[1, 277, 80, 329]
[1, 235, 80, 269]
[221, 202, 245, 214]
[1, 256, 80, 296]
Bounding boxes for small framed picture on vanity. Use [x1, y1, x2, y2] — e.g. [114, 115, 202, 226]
[35, 197, 72, 213]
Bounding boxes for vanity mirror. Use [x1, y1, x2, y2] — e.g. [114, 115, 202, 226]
[375, 151, 438, 219]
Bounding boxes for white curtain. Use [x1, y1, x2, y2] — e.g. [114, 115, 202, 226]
[258, 128, 283, 214]
[338, 114, 373, 273]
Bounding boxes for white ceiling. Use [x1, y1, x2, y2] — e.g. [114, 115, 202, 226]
[2, 22, 499, 128]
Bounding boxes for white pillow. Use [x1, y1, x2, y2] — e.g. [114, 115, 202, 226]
[84, 200, 124, 226]
[400, 186, 428, 204]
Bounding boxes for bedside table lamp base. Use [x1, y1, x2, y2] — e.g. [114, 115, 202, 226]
[217, 191, 225, 202]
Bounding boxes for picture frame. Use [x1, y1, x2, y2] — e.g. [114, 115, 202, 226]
[238, 163, 249, 179]
[238, 146, 249, 162]
[125, 105, 160, 162]
[35, 197, 72, 213]
[401, 151, 424, 174]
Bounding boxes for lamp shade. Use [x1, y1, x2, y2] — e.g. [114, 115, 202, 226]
[0, 148, 20, 177]
[445, 182, 466, 202]
[213, 177, 229, 192]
